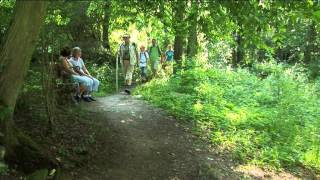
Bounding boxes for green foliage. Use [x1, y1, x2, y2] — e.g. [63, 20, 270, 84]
[135, 60, 320, 170]
[0, 0, 14, 41]
[1, 0, 319, 174]
[0, 161, 8, 175]
[86, 63, 115, 96]
[0, 105, 12, 122]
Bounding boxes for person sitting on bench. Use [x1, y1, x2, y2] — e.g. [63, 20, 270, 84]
[69, 47, 100, 101]
[59, 46, 91, 102]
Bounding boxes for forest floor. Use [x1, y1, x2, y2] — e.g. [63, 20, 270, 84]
[59, 93, 303, 180]
[1, 92, 313, 180]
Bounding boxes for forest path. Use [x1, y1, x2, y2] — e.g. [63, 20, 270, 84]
[63, 93, 247, 180]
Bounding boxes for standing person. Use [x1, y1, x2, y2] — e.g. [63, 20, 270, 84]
[148, 39, 162, 77]
[139, 45, 149, 82]
[118, 34, 139, 94]
[69, 47, 100, 101]
[165, 45, 174, 75]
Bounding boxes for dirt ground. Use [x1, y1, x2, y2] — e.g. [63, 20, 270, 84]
[1, 93, 313, 180]
[60, 93, 306, 180]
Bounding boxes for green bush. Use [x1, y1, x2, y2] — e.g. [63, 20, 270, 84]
[134, 62, 320, 170]
[87, 63, 116, 96]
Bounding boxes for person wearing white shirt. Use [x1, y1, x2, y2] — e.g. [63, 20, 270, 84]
[69, 47, 100, 101]
[139, 45, 149, 82]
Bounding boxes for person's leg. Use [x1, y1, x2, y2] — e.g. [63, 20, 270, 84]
[165, 61, 173, 75]
[126, 65, 134, 86]
[123, 60, 130, 85]
[140, 67, 145, 81]
[79, 84, 86, 95]
[86, 77, 100, 101]
[124, 65, 134, 95]
[143, 67, 147, 81]
[74, 84, 86, 102]
[91, 77, 100, 92]
[71, 83, 81, 103]
[163, 62, 168, 75]
[169, 61, 174, 75]
[71, 75, 92, 102]
[149, 59, 154, 78]
[72, 75, 89, 91]
[74, 83, 80, 96]
[81, 76, 93, 102]
[82, 76, 93, 93]
[153, 60, 159, 77]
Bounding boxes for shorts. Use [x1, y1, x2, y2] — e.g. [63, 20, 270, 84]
[152, 60, 160, 71]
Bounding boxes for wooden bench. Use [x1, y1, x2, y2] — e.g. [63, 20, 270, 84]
[54, 63, 80, 105]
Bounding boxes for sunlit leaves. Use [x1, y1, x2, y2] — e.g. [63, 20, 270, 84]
[45, 9, 70, 26]
[135, 61, 320, 170]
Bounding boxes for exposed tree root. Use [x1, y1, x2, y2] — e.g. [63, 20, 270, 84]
[4, 127, 59, 174]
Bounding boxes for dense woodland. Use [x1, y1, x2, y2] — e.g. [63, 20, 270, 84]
[0, 0, 320, 179]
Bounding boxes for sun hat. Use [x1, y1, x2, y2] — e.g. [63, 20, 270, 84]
[122, 34, 130, 38]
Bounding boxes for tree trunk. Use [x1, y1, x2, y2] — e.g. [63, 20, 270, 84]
[173, 0, 187, 72]
[187, 0, 198, 58]
[41, 32, 56, 134]
[304, 21, 316, 64]
[304, 21, 318, 79]
[102, 0, 111, 50]
[160, 0, 170, 49]
[0, 0, 55, 172]
[231, 28, 244, 67]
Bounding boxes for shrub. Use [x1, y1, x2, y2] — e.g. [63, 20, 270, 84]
[134, 62, 320, 170]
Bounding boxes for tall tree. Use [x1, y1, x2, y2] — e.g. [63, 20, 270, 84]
[304, 21, 316, 65]
[173, 0, 187, 71]
[187, 0, 199, 58]
[102, 0, 112, 50]
[0, 0, 54, 171]
[232, 28, 244, 66]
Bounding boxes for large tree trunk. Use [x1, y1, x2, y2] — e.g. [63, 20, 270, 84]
[231, 28, 244, 67]
[186, 0, 199, 58]
[304, 21, 316, 64]
[160, 0, 170, 49]
[304, 21, 318, 79]
[69, 1, 91, 48]
[102, 0, 111, 50]
[0, 0, 55, 173]
[173, 0, 187, 72]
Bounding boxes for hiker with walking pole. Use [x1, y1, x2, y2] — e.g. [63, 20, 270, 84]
[118, 34, 139, 94]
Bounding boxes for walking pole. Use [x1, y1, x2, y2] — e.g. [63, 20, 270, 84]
[116, 53, 119, 93]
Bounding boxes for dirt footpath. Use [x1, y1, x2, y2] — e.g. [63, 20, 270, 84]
[63, 93, 300, 180]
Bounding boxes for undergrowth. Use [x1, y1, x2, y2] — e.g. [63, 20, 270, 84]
[134, 60, 320, 171]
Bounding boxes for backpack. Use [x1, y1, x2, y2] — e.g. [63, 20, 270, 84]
[140, 52, 147, 60]
[150, 45, 161, 55]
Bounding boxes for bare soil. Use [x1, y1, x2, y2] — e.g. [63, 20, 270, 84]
[61, 93, 247, 180]
[2, 93, 314, 180]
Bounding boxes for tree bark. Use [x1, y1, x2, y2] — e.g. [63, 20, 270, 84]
[0, 0, 55, 172]
[304, 21, 316, 64]
[231, 28, 244, 67]
[102, 0, 111, 50]
[304, 21, 318, 79]
[41, 31, 56, 134]
[173, 0, 187, 72]
[187, 0, 198, 58]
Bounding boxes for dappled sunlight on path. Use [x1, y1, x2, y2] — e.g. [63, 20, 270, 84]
[64, 94, 300, 180]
